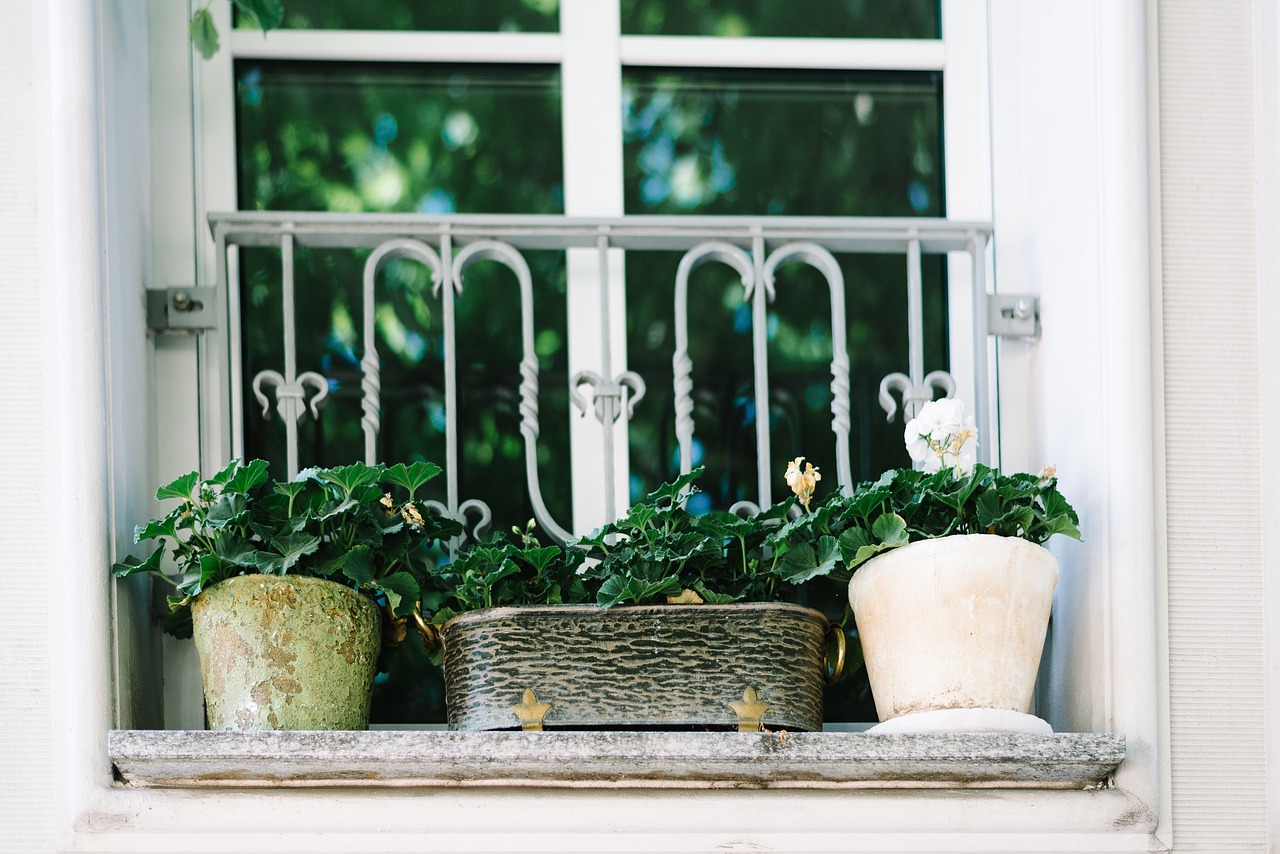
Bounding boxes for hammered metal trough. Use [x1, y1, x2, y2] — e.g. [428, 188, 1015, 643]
[440, 603, 832, 732]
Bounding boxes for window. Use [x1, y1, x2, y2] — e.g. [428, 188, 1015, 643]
[162, 0, 994, 729]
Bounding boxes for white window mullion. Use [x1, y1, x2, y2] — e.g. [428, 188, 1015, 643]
[619, 35, 944, 71]
[941, 0, 996, 465]
[195, 0, 239, 474]
[228, 29, 564, 64]
[560, 0, 628, 535]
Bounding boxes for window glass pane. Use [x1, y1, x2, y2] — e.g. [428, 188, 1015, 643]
[623, 68, 945, 721]
[620, 0, 939, 39]
[236, 0, 559, 32]
[235, 61, 566, 723]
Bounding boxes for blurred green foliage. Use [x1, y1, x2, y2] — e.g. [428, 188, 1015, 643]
[620, 0, 938, 38]
[236, 0, 559, 32]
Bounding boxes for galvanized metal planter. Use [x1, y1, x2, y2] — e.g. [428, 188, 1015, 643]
[440, 603, 835, 732]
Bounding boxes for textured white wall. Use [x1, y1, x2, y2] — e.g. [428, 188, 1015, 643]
[0, 1, 54, 851]
[1156, 0, 1269, 849]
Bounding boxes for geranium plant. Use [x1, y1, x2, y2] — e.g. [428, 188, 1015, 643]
[764, 398, 1081, 583]
[418, 467, 804, 629]
[112, 459, 461, 637]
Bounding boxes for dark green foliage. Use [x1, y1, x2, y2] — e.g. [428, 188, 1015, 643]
[418, 467, 801, 635]
[574, 468, 795, 607]
[112, 460, 461, 637]
[763, 463, 1082, 584]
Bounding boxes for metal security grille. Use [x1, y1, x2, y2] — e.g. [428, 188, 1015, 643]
[209, 211, 996, 544]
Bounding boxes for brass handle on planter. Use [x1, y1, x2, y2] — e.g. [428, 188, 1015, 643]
[824, 624, 847, 684]
[413, 605, 440, 650]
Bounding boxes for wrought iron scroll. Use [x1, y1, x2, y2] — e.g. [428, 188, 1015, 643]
[452, 241, 573, 545]
[360, 238, 444, 463]
[878, 237, 956, 424]
[250, 232, 330, 479]
[672, 242, 755, 478]
[360, 238, 493, 541]
[762, 242, 855, 497]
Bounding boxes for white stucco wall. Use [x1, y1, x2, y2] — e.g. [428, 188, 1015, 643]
[0, 2, 54, 846]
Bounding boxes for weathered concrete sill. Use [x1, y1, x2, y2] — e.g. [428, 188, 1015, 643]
[109, 730, 1125, 790]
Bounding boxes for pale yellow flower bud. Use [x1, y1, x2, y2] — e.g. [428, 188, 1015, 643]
[401, 502, 425, 531]
[785, 456, 821, 513]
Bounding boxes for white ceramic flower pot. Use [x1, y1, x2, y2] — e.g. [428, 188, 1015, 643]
[847, 534, 1059, 733]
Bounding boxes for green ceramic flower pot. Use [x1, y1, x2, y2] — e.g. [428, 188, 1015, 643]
[191, 574, 381, 730]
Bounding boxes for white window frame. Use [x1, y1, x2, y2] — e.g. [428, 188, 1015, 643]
[58, 0, 1165, 850]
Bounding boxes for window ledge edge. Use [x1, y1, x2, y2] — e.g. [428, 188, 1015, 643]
[109, 729, 1125, 790]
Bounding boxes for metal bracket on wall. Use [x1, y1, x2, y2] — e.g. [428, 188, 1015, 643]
[987, 294, 1041, 338]
[147, 286, 217, 333]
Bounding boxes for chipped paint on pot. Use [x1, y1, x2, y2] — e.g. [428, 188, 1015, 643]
[848, 534, 1058, 727]
[191, 574, 381, 730]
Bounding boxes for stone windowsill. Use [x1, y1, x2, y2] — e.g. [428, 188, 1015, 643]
[109, 730, 1125, 790]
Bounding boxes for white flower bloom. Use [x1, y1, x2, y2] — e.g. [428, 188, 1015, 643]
[903, 398, 979, 475]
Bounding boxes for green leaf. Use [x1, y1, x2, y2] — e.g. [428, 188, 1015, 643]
[156, 471, 199, 503]
[342, 545, 375, 586]
[596, 574, 681, 608]
[231, 0, 284, 31]
[273, 480, 309, 503]
[163, 603, 194, 639]
[837, 528, 872, 566]
[777, 536, 840, 584]
[376, 572, 421, 617]
[207, 459, 241, 487]
[518, 546, 561, 576]
[134, 512, 179, 543]
[178, 553, 221, 597]
[213, 533, 260, 568]
[692, 584, 743, 604]
[224, 459, 270, 495]
[871, 513, 910, 546]
[640, 465, 703, 506]
[839, 518, 909, 571]
[382, 461, 442, 499]
[273, 532, 322, 570]
[848, 487, 890, 522]
[1041, 514, 1082, 541]
[111, 548, 166, 578]
[205, 493, 249, 529]
[312, 463, 384, 497]
[974, 490, 1003, 530]
[189, 8, 219, 60]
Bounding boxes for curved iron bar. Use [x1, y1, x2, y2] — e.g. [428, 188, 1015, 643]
[672, 242, 755, 481]
[762, 242, 854, 496]
[251, 369, 329, 422]
[423, 498, 494, 546]
[876, 237, 958, 426]
[878, 369, 956, 423]
[360, 239, 443, 464]
[452, 240, 574, 545]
